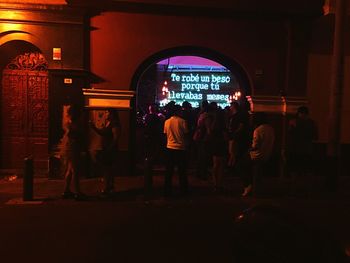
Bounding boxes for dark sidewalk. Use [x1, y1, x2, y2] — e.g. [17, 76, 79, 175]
[1, 172, 350, 263]
[1, 170, 350, 203]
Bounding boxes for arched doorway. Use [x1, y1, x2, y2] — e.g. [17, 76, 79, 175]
[130, 46, 251, 174]
[1, 42, 49, 172]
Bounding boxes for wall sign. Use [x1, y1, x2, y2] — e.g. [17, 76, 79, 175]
[64, 78, 72, 84]
[53, 48, 61, 61]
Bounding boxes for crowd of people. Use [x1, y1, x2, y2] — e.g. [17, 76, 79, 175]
[58, 100, 317, 200]
[141, 100, 279, 198]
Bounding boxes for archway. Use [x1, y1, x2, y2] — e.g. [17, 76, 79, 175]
[0, 40, 49, 172]
[131, 46, 251, 97]
[130, 46, 252, 174]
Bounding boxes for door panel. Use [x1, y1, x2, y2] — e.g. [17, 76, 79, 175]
[1, 52, 48, 171]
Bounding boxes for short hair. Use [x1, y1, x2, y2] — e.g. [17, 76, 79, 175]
[297, 106, 309, 115]
[201, 100, 209, 108]
[182, 101, 192, 109]
[230, 101, 240, 111]
[173, 104, 182, 116]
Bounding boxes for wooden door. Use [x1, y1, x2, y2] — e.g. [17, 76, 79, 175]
[1, 52, 48, 171]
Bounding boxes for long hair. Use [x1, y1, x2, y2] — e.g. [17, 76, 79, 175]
[57, 104, 82, 157]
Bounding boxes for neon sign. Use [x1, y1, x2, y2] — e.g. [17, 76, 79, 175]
[158, 69, 240, 108]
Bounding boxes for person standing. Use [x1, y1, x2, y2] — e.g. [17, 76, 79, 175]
[286, 106, 318, 176]
[90, 109, 121, 196]
[194, 100, 211, 180]
[286, 106, 318, 195]
[241, 112, 275, 197]
[143, 103, 164, 195]
[227, 101, 250, 169]
[163, 104, 189, 197]
[205, 102, 228, 193]
[60, 104, 85, 200]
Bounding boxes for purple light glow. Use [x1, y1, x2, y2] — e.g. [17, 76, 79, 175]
[157, 56, 224, 67]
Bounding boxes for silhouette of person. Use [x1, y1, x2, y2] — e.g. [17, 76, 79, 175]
[90, 109, 121, 196]
[205, 102, 228, 192]
[60, 104, 86, 200]
[143, 103, 164, 195]
[163, 104, 189, 197]
[286, 106, 318, 177]
[194, 100, 211, 180]
[227, 101, 250, 169]
[241, 112, 275, 197]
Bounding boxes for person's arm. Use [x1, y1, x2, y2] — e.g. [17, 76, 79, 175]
[250, 128, 260, 151]
[110, 125, 121, 149]
[89, 121, 105, 136]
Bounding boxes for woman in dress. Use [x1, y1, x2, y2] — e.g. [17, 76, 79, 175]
[60, 104, 85, 200]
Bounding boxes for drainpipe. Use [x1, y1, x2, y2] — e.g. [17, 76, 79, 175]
[327, 0, 346, 191]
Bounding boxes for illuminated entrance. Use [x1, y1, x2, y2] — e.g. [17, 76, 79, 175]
[1, 52, 49, 171]
[134, 52, 251, 173]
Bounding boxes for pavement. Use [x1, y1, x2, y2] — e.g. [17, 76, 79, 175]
[1, 171, 350, 262]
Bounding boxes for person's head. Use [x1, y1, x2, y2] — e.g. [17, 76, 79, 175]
[173, 104, 183, 117]
[201, 100, 209, 111]
[208, 101, 218, 112]
[230, 101, 240, 113]
[297, 106, 309, 119]
[182, 101, 192, 111]
[164, 101, 176, 116]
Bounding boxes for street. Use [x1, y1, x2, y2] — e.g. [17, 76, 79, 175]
[1, 175, 350, 263]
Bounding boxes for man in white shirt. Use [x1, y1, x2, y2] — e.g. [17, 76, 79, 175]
[242, 112, 275, 197]
[163, 104, 189, 197]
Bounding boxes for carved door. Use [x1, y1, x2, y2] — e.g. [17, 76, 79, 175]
[1, 52, 48, 170]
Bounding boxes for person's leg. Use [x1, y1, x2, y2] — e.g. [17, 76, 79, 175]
[212, 156, 219, 190]
[177, 150, 188, 195]
[144, 141, 155, 196]
[71, 156, 81, 194]
[63, 161, 72, 193]
[212, 155, 225, 192]
[217, 156, 225, 190]
[240, 154, 253, 196]
[227, 140, 237, 167]
[196, 142, 209, 180]
[164, 149, 174, 197]
[252, 160, 264, 197]
[104, 165, 114, 192]
[62, 160, 76, 199]
[144, 157, 153, 197]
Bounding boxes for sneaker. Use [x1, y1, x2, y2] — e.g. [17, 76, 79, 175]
[241, 185, 252, 197]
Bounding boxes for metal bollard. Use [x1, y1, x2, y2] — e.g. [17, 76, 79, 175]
[23, 157, 34, 201]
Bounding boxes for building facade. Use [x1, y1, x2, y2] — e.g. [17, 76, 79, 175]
[0, 0, 349, 178]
